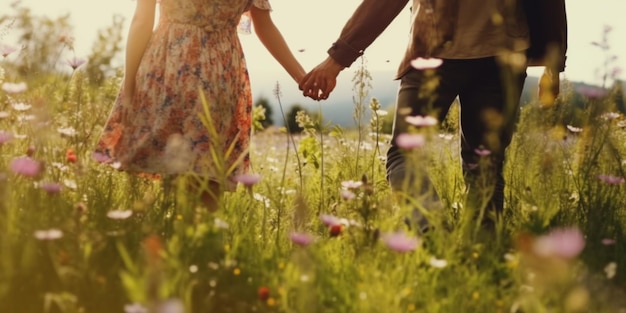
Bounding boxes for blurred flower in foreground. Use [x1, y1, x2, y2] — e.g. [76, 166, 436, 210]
[124, 303, 148, 313]
[566, 125, 583, 133]
[533, 227, 585, 259]
[0, 130, 12, 145]
[601, 238, 616, 246]
[405, 115, 438, 127]
[329, 224, 343, 237]
[107, 209, 133, 220]
[396, 133, 426, 149]
[341, 180, 363, 189]
[2, 82, 27, 94]
[290, 232, 314, 247]
[474, 147, 491, 157]
[10, 157, 41, 177]
[58, 127, 78, 137]
[234, 173, 262, 187]
[258, 286, 270, 301]
[11, 102, 31, 111]
[40, 182, 62, 194]
[597, 174, 625, 185]
[34, 229, 63, 241]
[382, 231, 420, 253]
[66, 56, 86, 70]
[410, 57, 443, 70]
[0, 44, 18, 58]
[604, 262, 617, 279]
[429, 257, 448, 268]
[156, 299, 185, 313]
[340, 189, 356, 200]
[320, 214, 341, 227]
[66, 149, 78, 163]
[92, 152, 112, 163]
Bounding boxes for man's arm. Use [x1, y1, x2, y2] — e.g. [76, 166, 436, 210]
[300, 0, 409, 100]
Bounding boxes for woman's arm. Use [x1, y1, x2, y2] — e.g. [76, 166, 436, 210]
[123, 0, 157, 94]
[249, 7, 306, 83]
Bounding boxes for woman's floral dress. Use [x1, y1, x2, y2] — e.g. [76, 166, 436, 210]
[95, 0, 271, 190]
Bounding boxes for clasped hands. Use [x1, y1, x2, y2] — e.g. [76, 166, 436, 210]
[299, 56, 344, 101]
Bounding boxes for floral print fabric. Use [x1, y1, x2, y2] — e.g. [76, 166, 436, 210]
[96, 0, 270, 190]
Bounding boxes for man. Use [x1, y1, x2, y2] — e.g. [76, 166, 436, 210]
[299, 0, 567, 229]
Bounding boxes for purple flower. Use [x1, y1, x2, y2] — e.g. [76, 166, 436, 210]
[92, 152, 112, 163]
[66, 56, 86, 70]
[320, 214, 341, 227]
[410, 57, 443, 70]
[233, 173, 263, 187]
[396, 133, 426, 150]
[598, 174, 625, 185]
[289, 232, 314, 247]
[40, 182, 62, 194]
[0, 131, 13, 145]
[405, 115, 438, 127]
[10, 157, 42, 177]
[382, 231, 420, 253]
[533, 227, 585, 259]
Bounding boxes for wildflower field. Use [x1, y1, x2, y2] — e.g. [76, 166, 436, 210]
[2, 7, 626, 313]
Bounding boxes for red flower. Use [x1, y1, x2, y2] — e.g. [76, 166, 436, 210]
[257, 286, 270, 301]
[329, 224, 343, 237]
[66, 149, 77, 163]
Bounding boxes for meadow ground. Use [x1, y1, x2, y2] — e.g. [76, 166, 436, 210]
[2, 47, 626, 313]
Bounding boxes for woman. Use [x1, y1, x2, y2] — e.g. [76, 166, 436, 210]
[95, 0, 305, 209]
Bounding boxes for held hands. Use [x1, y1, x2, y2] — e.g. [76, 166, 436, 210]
[299, 56, 344, 100]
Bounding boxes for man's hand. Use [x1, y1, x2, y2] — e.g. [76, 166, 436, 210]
[299, 56, 344, 100]
[538, 68, 560, 107]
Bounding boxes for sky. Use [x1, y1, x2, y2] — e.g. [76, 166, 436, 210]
[1, 0, 625, 88]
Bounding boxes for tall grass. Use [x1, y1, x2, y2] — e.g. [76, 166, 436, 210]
[1, 47, 626, 313]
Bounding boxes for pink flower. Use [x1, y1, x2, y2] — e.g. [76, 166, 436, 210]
[289, 232, 314, 247]
[396, 133, 426, 149]
[66, 56, 86, 70]
[0, 44, 17, 58]
[92, 152, 112, 163]
[341, 180, 363, 189]
[533, 227, 585, 259]
[40, 182, 62, 194]
[320, 214, 341, 227]
[474, 148, 491, 156]
[405, 115, 438, 127]
[0, 131, 13, 145]
[234, 173, 263, 187]
[410, 57, 443, 70]
[382, 231, 420, 253]
[340, 189, 356, 200]
[601, 238, 616, 246]
[598, 174, 625, 185]
[10, 157, 42, 177]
